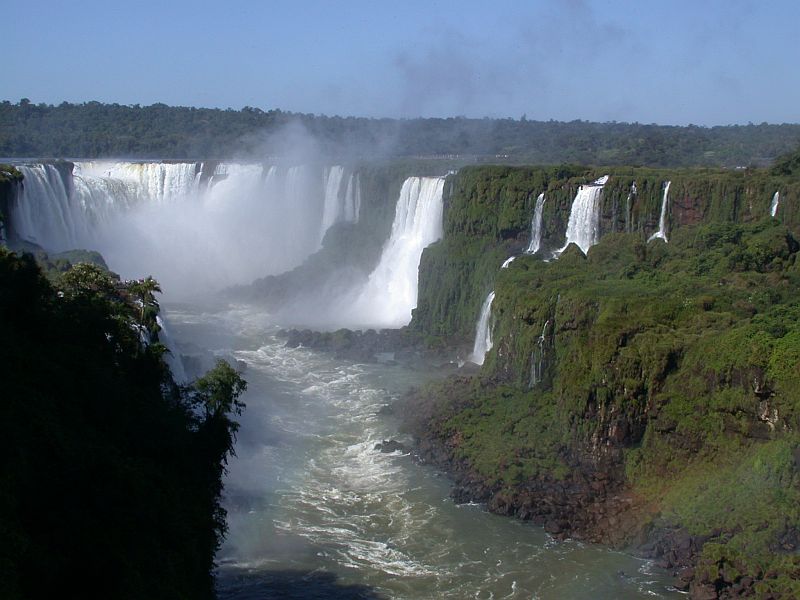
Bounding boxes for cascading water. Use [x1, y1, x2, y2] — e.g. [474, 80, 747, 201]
[771, 191, 780, 217]
[10, 161, 348, 298]
[470, 291, 496, 365]
[75, 161, 201, 203]
[526, 193, 546, 254]
[11, 164, 88, 251]
[318, 167, 361, 246]
[346, 177, 445, 328]
[556, 175, 608, 256]
[648, 181, 671, 243]
[529, 319, 550, 387]
[501, 256, 516, 268]
[344, 173, 361, 223]
[319, 166, 346, 244]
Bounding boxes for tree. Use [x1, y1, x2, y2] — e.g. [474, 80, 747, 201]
[192, 359, 247, 422]
[57, 262, 117, 300]
[126, 275, 161, 331]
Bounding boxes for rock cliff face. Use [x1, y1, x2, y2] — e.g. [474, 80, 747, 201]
[405, 165, 800, 599]
[0, 165, 23, 243]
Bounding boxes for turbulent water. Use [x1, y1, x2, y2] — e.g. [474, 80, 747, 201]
[470, 291, 495, 365]
[648, 181, 671, 243]
[162, 302, 679, 600]
[557, 176, 607, 256]
[13, 160, 680, 598]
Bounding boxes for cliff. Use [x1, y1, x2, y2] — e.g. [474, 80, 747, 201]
[0, 164, 23, 243]
[404, 165, 800, 599]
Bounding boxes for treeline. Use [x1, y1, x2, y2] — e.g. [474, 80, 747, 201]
[2, 99, 800, 167]
[0, 250, 246, 599]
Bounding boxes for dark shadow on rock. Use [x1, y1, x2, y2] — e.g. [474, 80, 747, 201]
[216, 568, 387, 599]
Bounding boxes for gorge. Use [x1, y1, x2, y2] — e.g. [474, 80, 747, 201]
[2, 152, 800, 599]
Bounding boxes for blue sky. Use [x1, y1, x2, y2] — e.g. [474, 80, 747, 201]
[4, 0, 798, 125]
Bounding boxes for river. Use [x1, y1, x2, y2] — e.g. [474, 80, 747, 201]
[163, 302, 680, 600]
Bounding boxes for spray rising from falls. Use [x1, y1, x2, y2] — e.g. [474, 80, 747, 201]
[470, 291, 496, 365]
[648, 181, 672, 243]
[556, 176, 608, 256]
[526, 193, 546, 254]
[346, 177, 445, 328]
[10, 161, 361, 299]
[771, 191, 780, 218]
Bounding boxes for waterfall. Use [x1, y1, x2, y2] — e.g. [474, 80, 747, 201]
[501, 256, 516, 268]
[12, 161, 204, 251]
[319, 168, 362, 245]
[556, 176, 608, 256]
[10, 161, 347, 297]
[525, 193, 546, 254]
[348, 177, 445, 328]
[344, 173, 361, 223]
[156, 315, 187, 384]
[319, 166, 346, 244]
[529, 319, 550, 387]
[771, 191, 780, 217]
[12, 164, 103, 251]
[648, 181, 672, 243]
[470, 291, 496, 365]
[75, 161, 201, 203]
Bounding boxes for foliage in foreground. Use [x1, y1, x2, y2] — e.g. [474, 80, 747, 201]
[0, 249, 246, 600]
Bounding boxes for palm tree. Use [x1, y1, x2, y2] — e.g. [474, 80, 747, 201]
[127, 276, 161, 331]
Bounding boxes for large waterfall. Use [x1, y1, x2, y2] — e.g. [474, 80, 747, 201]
[76, 161, 202, 203]
[526, 192, 545, 254]
[10, 161, 361, 298]
[470, 291, 496, 365]
[346, 176, 445, 328]
[557, 175, 608, 255]
[771, 191, 780, 217]
[12, 164, 89, 251]
[648, 181, 671, 243]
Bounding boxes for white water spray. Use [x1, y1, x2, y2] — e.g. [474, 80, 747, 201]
[346, 177, 445, 328]
[11, 161, 342, 298]
[501, 256, 516, 269]
[648, 181, 671, 243]
[770, 191, 780, 218]
[470, 291, 496, 365]
[12, 164, 87, 250]
[526, 193, 546, 254]
[556, 176, 608, 256]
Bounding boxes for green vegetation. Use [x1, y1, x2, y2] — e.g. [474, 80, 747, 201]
[414, 165, 800, 339]
[0, 249, 246, 599]
[3, 100, 800, 167]
[0, 164, 23, 239]
[409, 199, 800, 594]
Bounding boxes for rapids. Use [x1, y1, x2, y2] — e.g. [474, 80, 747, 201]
[162, 303, 680, 600]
